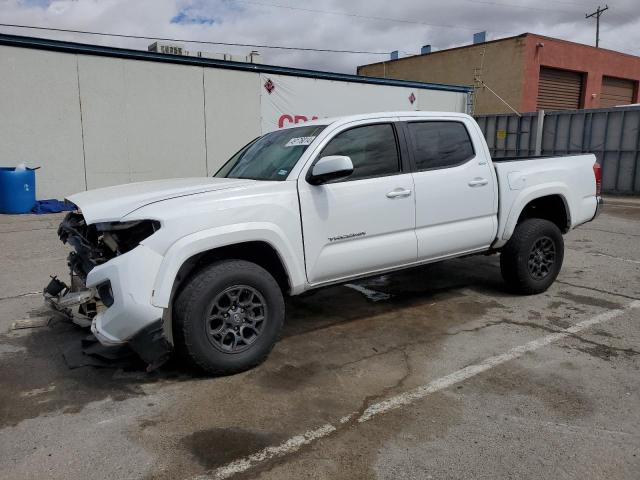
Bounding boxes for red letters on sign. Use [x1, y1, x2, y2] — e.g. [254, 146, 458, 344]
[278, 114, 320, 128]
[278, 114, 294, 128]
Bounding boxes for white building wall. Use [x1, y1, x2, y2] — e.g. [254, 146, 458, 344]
[0, 43, 468, 199]
[204, 68, 261, 174]
[0, 46, 86, 199]
[259, 74, 419, 133]
[416, 89, 467, 113]
[78, 56, 207, 190]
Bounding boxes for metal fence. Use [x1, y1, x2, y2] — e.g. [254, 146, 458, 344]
[475, 106, 640, 195]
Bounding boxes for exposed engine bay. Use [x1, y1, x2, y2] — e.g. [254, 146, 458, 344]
[58, 211, 160, 278]
[44, 211, 160, 328]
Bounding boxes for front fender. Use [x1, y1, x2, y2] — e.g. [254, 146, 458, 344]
[151, 222, 306, 308]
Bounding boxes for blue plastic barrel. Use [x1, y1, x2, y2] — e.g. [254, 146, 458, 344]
[0, 167, 36, 214]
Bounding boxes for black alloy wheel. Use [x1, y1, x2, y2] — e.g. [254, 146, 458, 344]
[205, 285, 267, 353]
[527, 236, 556, 280]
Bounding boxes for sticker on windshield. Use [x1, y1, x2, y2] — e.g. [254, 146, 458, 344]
[285, 136, 316, 147]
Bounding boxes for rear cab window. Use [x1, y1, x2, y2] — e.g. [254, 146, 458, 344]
[407, 121, 475, 171]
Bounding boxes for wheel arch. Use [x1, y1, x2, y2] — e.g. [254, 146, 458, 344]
[502, 186, 572, 241]
[516, 194, 570, 232]
[171, 240, 291, 300]
[152, 223, 306, 311]
[157, 238, 294, 347]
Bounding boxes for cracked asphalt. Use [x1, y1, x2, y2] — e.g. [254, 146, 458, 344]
[1, 197, 639, 480]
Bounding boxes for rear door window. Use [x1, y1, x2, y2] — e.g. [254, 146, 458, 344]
[407, 121, 475, 171]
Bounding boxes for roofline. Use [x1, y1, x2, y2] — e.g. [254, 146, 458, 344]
[358, 34, 527, 69]
[0, 33, 472, 93]
[358, 32, 640, 70]
[524, 32, 640, 60]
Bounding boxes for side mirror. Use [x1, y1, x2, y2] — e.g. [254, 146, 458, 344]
[308, 155, 354, 185]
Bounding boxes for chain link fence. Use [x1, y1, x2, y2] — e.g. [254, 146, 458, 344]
[475, 106, 640, 194]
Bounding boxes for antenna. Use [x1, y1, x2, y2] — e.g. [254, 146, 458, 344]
[585, 5, 609, 48]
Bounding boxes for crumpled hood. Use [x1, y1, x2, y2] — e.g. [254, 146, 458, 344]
[67, 177, 254, 223]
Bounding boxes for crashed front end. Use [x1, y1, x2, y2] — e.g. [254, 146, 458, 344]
[45, 211, 172, 369]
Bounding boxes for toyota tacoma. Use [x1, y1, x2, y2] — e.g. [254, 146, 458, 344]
[45, 111, 603, 373]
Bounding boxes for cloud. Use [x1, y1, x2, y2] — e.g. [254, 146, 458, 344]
[170, 10, 216, 25]
[1, 0, 638, 73]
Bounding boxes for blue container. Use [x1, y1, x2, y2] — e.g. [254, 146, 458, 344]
[0, 167, 36, 214]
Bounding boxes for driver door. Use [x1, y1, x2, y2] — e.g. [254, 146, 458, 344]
[297, 121, 417, 285]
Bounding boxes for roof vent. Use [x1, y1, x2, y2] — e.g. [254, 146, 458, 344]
[390, 50, 399, 60]
[421, 45, 431, 54]
[148, 41, 188, 56]
[473, 31, 486, 44]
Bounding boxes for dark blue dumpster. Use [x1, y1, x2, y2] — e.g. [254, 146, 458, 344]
[0, 167, 36, 214]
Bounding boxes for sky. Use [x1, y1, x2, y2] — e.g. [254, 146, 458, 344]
[0, 0, 639, 74]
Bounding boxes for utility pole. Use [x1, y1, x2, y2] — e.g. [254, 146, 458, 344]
[586, 5, 609, 48]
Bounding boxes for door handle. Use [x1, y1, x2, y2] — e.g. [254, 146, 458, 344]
[468, 178, 488, 187]
[386, 188, 412, 198]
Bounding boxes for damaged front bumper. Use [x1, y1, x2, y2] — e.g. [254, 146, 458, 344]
[86, 243, 164, 344]
[46, 212, 172, 370]
[44, 276, 97, 328]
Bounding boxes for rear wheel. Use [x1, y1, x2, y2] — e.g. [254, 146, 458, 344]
[500, 218, 564, 295]
[174, 259, 284, 375]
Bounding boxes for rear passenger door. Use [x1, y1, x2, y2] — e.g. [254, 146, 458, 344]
[298, 121, 417, 284]
[405, 118, 498, 260]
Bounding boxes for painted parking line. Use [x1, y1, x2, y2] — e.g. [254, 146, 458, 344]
[195, 300, 640, 480]
[591, 252, 640, 265]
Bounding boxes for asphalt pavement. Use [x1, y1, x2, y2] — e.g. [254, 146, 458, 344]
[0, 197, 639, 480]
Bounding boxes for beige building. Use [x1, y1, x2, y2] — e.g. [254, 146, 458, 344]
[358, 33, 640, 115]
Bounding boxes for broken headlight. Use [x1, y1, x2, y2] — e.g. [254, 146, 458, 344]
[58, 213, 161, 279]
[95, 220, 161, 255]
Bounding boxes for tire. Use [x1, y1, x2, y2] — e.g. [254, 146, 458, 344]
[174, 259, 284, 375]
[500, 218, 564, 295]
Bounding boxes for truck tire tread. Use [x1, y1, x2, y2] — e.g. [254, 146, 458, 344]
[174, 259, 284, 375]
[500, 218, 564, 295]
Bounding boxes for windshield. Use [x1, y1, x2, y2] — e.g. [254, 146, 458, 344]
[215, 125, 326, 181]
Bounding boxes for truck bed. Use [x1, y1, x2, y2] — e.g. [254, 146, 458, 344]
[492, 153, 598, 247]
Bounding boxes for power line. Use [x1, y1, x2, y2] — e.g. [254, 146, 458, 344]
[453, 0, 578, 14]
[0, 23, 390, 55]
[232, 0, 519, 34]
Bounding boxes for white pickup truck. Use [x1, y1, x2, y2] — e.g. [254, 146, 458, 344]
[46, 111, 602, 373]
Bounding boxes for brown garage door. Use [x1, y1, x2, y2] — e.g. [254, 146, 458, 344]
[600, 76, 635, 107]
[537, 67, 583, 111]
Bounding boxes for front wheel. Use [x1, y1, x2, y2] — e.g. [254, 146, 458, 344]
[500, 218, 564, 295]
[174, 259, 285, 375]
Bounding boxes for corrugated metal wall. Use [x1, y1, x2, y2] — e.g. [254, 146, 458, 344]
[475, 106, 640, 195]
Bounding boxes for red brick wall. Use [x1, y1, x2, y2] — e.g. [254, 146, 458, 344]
[521, 34, 640, 112]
